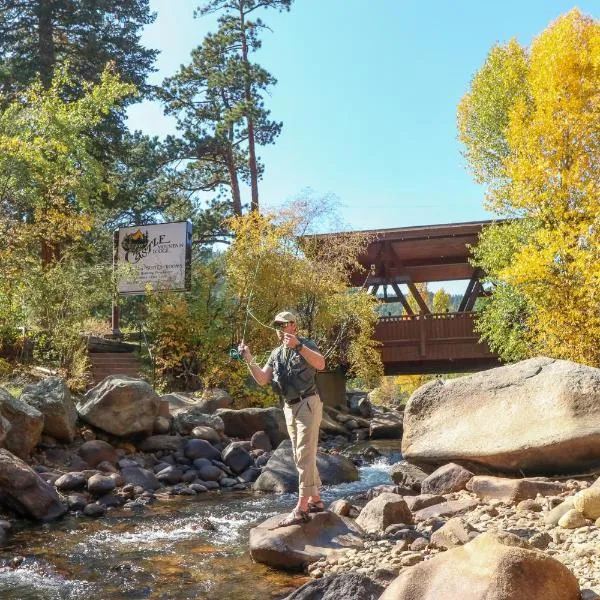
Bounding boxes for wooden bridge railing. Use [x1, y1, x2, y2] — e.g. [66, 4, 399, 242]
[375, 312, 496, 367]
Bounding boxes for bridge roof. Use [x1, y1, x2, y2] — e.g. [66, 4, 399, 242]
[344, 219, 497, 285]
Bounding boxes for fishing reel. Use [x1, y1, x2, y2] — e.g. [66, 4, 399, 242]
[228, 345, 242, 360]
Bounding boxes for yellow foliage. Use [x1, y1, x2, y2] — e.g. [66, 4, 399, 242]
[462, 9, 600, 366]
[226, 202, 383, 386]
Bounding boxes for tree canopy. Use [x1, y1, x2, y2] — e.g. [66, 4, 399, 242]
[459, 9, 600, 365]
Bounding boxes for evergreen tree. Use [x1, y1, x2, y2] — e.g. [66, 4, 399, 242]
[0, 0, 157, 98]
[195, 0, 293, 212]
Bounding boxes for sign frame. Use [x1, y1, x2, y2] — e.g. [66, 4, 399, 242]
[113, 221, 193, 296]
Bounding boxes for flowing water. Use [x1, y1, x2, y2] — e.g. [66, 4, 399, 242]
[0, 445, 400, 600]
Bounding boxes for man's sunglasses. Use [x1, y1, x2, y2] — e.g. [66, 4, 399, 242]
[275, 322, 292, 330]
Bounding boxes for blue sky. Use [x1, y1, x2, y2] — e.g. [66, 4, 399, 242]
[128, 1, 596, 235]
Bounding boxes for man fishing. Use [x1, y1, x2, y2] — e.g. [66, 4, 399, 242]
[237, 310, 326, 526]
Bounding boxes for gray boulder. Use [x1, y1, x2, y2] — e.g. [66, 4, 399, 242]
[20, 378, 77, 443]
[120, 466, 160, 490]
[253, 440, 359, 493]
[222, 442, 253, 474]
[369, 412, 403, 439]
[216, 407, 288, 447]
[173, 407, 225, 436]
[184, 438, 221, 461]
[138, 435, 185, 453]
[355, 493, 413, 533]
[78, 440, 118, 468]
[402, 357, 600, 475]
[78, 376, 160, 436]
[250, 510, 363, 570]
[421, 463, 473, 495]
[0, 449, 66, 521]
[0, 388, 43, 458]
[282, 573, 384, 600]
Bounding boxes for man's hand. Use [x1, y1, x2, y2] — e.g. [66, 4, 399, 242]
[283, 333, 300, 349]
[238, 341, 252, 362]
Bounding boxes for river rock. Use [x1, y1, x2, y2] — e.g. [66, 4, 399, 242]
[196, 388, 234, 413]
[0, 415, 9, 447]
[138, 435, 184, 453]
[320, 411, 350, 437]
[216, 407, 287, 447]
[54, 472, 87, 491]
[250, 430, 272, 452]
[78, 376, 160, 436]
[468, 476, 567, 504]
[573, 487, 600, 519]
[120, 466, 161, 490]
[249, 510, 363, 570]
[348, 393, 373, 418]
[152, 416, 171, 435]
[0, 449, 66, 521]
[191, 425, 221, 445]
[413, 498, 480, 521]
[78, 440, 118, 468]
[184, 438, 221, 461]
[421, 463, 473, 495]
[282, 573, 384, 600]
[402, 357, 600, 475]
[379, 531, 580, 600]
[173, 407, 225, 436]
[355, 493, 413, 533]
[253, 440, 359, 493]
[390, 462, 428, 490]
[222, 442, 253, 474]
[430, 517, 477, 549]
[87, 474, 116, 495]
[369, 412, 403, 439]
[20, 378, 78, 443]
[0, 388, 43, 459]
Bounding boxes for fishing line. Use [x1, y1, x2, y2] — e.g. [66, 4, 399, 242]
[228, 239, 274, 359]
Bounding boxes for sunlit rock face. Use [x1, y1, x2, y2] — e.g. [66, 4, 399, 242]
[402, 357, 600, 475]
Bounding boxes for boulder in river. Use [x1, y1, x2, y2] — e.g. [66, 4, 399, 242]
[378, 530, 580, 600]
[216, 407, 288, 447]
[253, 440, 359, 493]
[0, 388, 43, 459]
[249, 510, 363, 570]
[402, 357, 600, 475]
[78, 376, 160, 437]
[20, 378, 78, 443]
[0, 449, 66, 521]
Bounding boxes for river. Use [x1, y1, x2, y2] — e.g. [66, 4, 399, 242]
[0, 445, 400, 600]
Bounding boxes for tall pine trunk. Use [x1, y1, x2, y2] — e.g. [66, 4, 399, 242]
[239, 6, 259, 212]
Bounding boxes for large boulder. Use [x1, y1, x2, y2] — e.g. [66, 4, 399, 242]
[379, 531, 579, 600]
[249, 510, 363, 570]
[20, 378, 78, 443]
[0, 449, 66, 521]
[402, 357, 600, 475]
[0, 388, 43, 458]
[216, 407, 288, 447]
[78, 440, 118, 468]
[282, 573, 384, 600]
[253, 440, 359, 493]
[77, 376, 160, 436]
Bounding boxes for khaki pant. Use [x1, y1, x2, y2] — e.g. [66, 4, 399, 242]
[283, 394, 323, 497]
